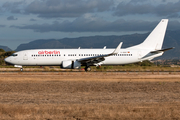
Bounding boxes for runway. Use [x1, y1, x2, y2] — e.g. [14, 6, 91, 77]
[0, 72, 180, 119]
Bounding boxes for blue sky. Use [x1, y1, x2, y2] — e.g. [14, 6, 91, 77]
[1, 0, 180, 50]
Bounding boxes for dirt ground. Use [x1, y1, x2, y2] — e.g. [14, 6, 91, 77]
[0, 72, 180, 120]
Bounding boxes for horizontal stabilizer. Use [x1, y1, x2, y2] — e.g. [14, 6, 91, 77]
[150, 47, 174, 54]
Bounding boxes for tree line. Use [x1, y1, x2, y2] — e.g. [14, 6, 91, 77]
[0, 49, 15, 65]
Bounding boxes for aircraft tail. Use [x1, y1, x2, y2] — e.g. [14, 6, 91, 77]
[127, 19, 168, 50]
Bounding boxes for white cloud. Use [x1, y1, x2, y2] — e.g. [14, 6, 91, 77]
[114, 0, 180, 18]
[1, 0, 180, 47]
[7, 16, 18, 20]
[11, 15, 160, 32]
[24, 0, 114, 18]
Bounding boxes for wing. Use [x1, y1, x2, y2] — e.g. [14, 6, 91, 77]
[78, 42, 123, 66]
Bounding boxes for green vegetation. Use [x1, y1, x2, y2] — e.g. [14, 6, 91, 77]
[0, 49, 15, 66]
[92, 60, 180, 72]
[0, 49, 5, 52]
[94, 60, 157, 71]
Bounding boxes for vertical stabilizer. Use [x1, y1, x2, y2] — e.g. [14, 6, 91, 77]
[127, 19, 168, 50]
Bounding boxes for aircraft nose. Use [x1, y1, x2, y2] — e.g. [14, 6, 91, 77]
[4, 57, 8, 62]
[4, 57, 11, 65]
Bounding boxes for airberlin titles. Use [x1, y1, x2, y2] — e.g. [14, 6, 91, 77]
[38, 50, 60, 55]
[37, 50, 131, 55]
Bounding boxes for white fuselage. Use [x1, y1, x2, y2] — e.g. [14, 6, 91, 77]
[5, 48, 161, 66]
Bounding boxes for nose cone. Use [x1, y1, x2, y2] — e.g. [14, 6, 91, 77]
[4, 57, 9, 62]
[4, 57, 12, 65]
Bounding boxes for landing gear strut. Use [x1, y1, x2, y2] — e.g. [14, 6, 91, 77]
[20, 68, 23, 72]
[85, 66, 91, 72]
[14, 65, 23, 72]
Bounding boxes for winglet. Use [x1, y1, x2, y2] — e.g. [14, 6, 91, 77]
[112, 42, 123, 54]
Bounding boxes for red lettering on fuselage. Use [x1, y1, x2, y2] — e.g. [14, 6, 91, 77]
[38, 50, 60, 54]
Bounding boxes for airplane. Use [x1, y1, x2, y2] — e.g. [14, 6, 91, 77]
[5, 19, 174, 72]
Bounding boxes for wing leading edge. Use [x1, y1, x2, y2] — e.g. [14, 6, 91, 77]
[78, 42, 123, 65]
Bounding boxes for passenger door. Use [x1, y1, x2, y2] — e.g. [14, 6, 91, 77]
[23, 52, 28, 60]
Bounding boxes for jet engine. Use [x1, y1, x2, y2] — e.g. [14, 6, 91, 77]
[61, 60, 81, 69]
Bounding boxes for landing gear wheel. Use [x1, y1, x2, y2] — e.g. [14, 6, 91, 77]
[20, 68, 23, 72]
[85, 66, 91, 72]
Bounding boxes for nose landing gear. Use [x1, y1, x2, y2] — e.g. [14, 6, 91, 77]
[20, 68, 23, 72]
[14, 65, 23, 72]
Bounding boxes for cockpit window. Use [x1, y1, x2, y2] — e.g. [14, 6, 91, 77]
[11, 54, 18, 57]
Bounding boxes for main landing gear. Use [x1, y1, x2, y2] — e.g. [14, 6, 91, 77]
[85, 66, 91, 72]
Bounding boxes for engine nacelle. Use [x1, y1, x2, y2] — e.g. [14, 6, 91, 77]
[61, 60, 81, 69]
